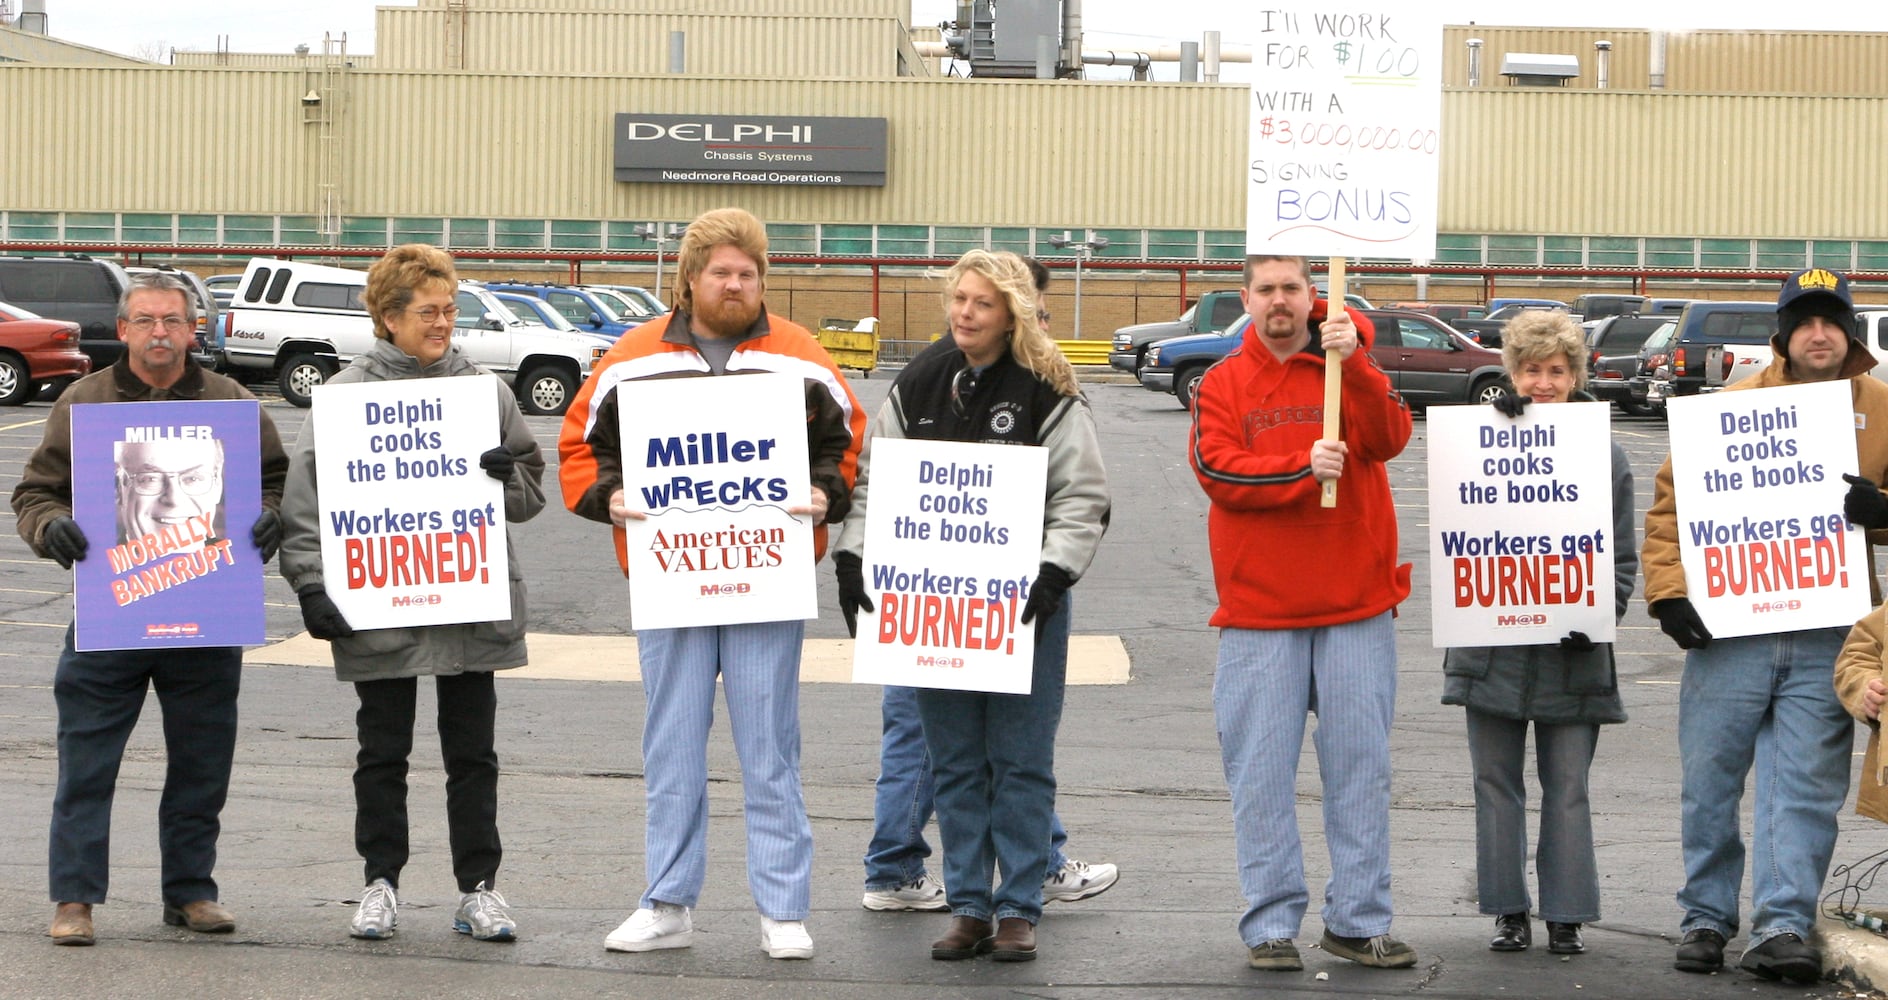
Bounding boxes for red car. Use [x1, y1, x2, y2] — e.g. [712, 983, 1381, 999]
[0, 300, 92, 405]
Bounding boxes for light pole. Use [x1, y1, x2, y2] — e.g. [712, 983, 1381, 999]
[1046, 229, 1109, 338]
[634, 222, 685, 305]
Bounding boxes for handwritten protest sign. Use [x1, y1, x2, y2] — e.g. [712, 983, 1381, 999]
[1667, 380, 1869, 638]
[71, 400, 266, 650]
[1244, 6, 1442, 259]
[618, 372, 814, 629]
[850, 438, 1047, 694]
[1426, 402, 1616, 647]
[311, 374, 511, 631]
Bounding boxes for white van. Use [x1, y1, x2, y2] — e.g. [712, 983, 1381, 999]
[223, 258, 601, 414]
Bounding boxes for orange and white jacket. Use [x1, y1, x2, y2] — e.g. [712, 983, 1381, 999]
[558, 308, 865, 573]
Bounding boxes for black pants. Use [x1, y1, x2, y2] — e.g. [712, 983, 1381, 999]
[353, 671, 501, 893]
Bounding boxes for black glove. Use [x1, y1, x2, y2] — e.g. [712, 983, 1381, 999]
[251, 510, 281, 563]
[1020, 563, 1075, 626]
[1492, 391, 1530, 419]
[1651, 598, 1712, 650]
[479, 445, 514, 483]
[296, 584, 355, 640]
[1558, 630, 1595, 652]
[42, 516, 88, 569]
[833, 551, 873, 639]
[1843, 473, 1888, 529]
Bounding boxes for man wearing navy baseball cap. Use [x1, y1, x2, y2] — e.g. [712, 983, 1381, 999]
[1642, 266, 1888, 983]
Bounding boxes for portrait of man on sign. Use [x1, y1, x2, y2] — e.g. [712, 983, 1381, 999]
[114, 436, 226, 548]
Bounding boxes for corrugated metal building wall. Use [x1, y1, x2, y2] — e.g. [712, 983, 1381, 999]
[6, 62, 1888, 240]
[1441, 90, 1888, 238]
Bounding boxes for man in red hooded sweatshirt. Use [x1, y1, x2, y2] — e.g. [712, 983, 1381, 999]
[1189, 255, 1415, 974]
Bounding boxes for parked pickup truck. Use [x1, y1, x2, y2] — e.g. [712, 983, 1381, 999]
[1453, 301, 1570, 347]
[1109, 287, 1371, 374]
[223, 258, 602, 414]
[1656, 300, 1776, 399]
[1586, 315, 1672, 415]
[1110, 289, 1245, 375]
[1705, 309, 1888, 391]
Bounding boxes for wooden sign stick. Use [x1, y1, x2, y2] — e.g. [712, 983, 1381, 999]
[1320, 256, 1347, 508]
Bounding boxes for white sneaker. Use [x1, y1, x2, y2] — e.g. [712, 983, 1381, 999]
[453, 881, 516, 941]
[604, 902, 692, 952]
[760, 917, 814, 959]
[349, 879, 398, 939]
[861, 872, 949, 912]
[1043, 858, 1119, 903]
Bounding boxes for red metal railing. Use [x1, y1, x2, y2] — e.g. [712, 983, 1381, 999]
[4, 241, 1881, 318]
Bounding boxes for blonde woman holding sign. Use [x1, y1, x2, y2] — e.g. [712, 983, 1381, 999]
[834, 249, 1110, 962]
[1440, 310, 1637, 958]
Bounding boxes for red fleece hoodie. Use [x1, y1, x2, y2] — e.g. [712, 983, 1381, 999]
[1188, 301, 1414, 629]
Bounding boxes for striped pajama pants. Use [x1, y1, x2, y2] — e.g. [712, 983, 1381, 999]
[636, 620, 811, 920]
[1213, 612, 1398, 946]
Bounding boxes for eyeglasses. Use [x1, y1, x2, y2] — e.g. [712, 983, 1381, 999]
[126, 467, 218, 496]
[950, 366, 982, 419]
[125, 316, 191, 333]
[408, 305, 460, 323]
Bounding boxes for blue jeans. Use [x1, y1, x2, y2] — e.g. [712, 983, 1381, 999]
[49, 625, 242, 906]
[864, 684, 1068, 889]
[1677, 628, 1851, 943]
[913, 599, 1070, 924]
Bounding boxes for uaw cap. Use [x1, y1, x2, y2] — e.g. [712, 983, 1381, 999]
[1777, 267, 1853, 311]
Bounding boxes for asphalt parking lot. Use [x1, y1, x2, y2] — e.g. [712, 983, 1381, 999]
[0, 374, 1880, 999]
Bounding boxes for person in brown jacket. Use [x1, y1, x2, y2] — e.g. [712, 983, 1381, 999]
[11, 272, 288, 946]
[1643, 268, 1888, 983]
[1835, 603, 1888, 825]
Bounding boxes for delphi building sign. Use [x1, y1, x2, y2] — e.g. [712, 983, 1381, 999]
[613, 113, 888, 187]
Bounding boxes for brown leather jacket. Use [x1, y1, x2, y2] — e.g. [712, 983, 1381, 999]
[12, 355, 287, 555]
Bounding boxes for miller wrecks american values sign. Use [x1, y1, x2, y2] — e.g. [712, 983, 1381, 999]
[612, 113, 888, 187]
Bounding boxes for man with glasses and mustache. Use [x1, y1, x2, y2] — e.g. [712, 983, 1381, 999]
[12, 272, 288, 946]
[560, 207, 865, 960]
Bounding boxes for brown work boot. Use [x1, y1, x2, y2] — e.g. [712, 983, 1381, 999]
[50, 902, 94, 946]
[163, 899, 235, 934]
[990, 916, 1037, 962]
[930, 915, 994, 961]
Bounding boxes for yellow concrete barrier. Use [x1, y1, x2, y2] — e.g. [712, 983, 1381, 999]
[1055, 339, 1112, 365]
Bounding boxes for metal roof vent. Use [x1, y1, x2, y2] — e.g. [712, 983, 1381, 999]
[1500, 52, 1578, 87]
[18, 0, 48, 34]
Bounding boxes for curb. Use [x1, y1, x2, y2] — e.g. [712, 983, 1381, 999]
[1821, 915, 1888, 993]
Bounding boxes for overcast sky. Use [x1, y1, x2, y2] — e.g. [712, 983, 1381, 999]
[37, 1, 1888, 65]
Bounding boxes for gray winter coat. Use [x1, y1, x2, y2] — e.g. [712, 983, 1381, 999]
[1440, 439, 1636, 725]
[279, 340, 547, 681]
